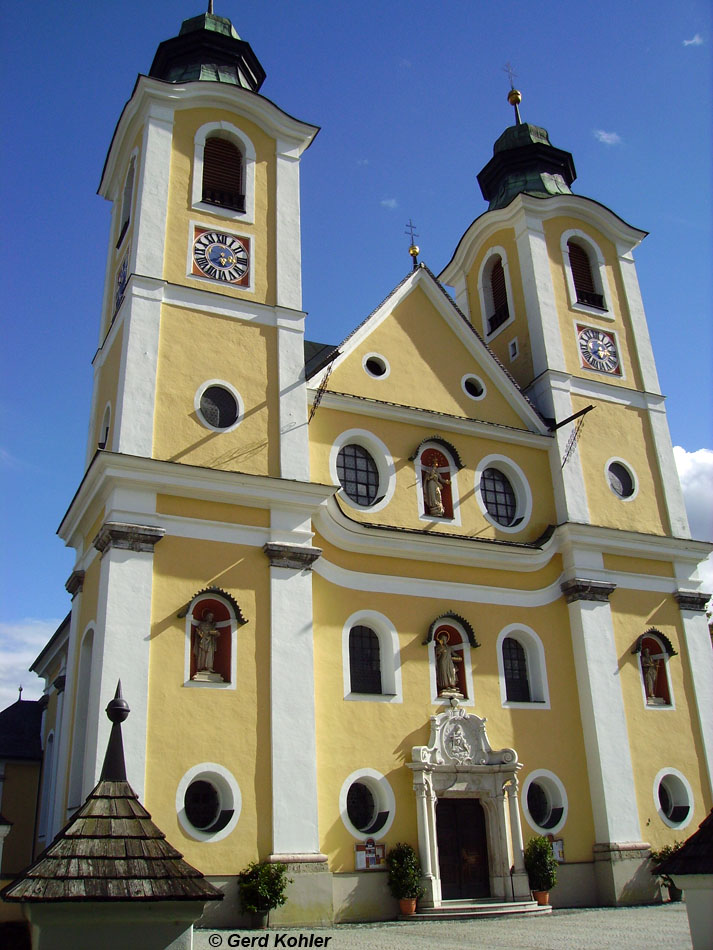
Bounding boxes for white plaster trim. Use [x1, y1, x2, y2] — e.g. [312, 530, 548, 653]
[653, 768, 694, 830]
[275, 147, 303, 310]
[414, 442, 462, 527]
[339, 768, 396, 841]
[176, 762, 242, 842]
[461, 374, 486, 401]
[427, 619, 475, 707]
[617, 251, 661, 393]
[191, 121, 255, 224]
[561, 229, 614, 318]
[277, 319, 310, 480]
[637, 632, 675, 711]
[309, 389, 550, 448]
[604, 456, 639, 502]
[522, 769, 568, 835]
[341, 610, 403, 703]
[362, 352, 391, 379]
[496, 623, 550, 709]
[161, 277, 304, 329]
[183, 593, 238, 691]
[194, 379, 244, 433]
[186, 220, 255, 294]
[37, 731, 57, 842]
[66, 624, 96, 810]
[329, 429, 396, 513]
[647, 407, 691, 538]
[678, 610, 713, 797]
[474, 453, 533, 534]
[477, 246, 516, 340]
[133, 101, 174, 280]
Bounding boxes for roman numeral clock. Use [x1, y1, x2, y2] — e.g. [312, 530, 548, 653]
[192, 227, 250, 286]
[577, 325, 621, 375]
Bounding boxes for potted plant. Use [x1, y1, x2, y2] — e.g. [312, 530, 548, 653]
[238, 860, 292, 928]
[523, 835, 558, 905]
[649, 842, 684, 902]
[387, 842, 425, 915]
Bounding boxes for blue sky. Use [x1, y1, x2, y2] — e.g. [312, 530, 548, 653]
[1, 0, 711, 705]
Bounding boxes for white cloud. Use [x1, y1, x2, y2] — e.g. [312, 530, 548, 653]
[381, 198, 398, 210]
[0, 619, 59, 710]
[356, 158, 370, 166]
[683, 34, 703, 46]
[674, 446, 713, 604]
[594, 129, 622, 146]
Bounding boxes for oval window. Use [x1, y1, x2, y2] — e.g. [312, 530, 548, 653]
[608, 461, 635, 498]
[480, 467, 517, 526]
[337, 443, 380, 505]
[199, 385, 239, 429]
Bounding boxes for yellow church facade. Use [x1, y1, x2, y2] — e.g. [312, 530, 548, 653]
[21, 9, 712, 926]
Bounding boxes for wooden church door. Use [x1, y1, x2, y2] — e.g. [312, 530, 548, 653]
[436, 798, 490, 899]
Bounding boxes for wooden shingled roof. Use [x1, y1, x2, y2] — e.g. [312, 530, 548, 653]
[657, 809, 713, 877]
[1, 684, 223, 904]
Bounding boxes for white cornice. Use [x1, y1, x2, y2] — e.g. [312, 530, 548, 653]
[557, 521, 711, 566]
[310, 266, 548, 436]
[308, 390, 552, 449]
[439, 193, 648, 288]
[531, 369, 668, 412]
[100, 75, 319, 198]
[58, 452, 335, 550]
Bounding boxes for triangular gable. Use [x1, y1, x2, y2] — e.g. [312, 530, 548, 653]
[309, 264, 547, 433]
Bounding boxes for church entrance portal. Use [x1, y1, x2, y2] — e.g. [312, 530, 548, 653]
[436, 798, 490, 899]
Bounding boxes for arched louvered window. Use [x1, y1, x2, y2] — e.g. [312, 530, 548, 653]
[488, 256, 510, 334]
[117, 157, 135, 247]
[503, 636, 531, 702]
[567, 240, 604, 309]
[349, 625, 382, 694]
[202, 137, 245, 212]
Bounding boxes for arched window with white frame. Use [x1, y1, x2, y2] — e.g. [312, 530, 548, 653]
[496, 624, 550, 708]
[477, 246, 515, 338]
[117, 154, 136, 248]
[342, 610, 402, 703]
[184, 589, 245, 690]
[561, 229, 612, 315]
[192, 121, 256, 223]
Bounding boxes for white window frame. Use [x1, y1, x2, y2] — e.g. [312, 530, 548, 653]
[194, 379, 244, 434]
[637, 631, 675, 711]
[561, 229, 614, 319]
[342, 610, 403, 703]
[362, 352, 391, 379]
[192, 121, 256, 224]
[339, 768, 396, 841]
[183, 592, 238, 690]
[116, 150, 138, 251]
[329, 429, 396, 513]
[522, 769, 568, 835]
[477, 246, 515, 340]
[474, 454, 533, 534]
[653, 768, 694, 830]
[604, 456, 639, 502]
[428, 618, 475, 707]
[461, 373, 487, 401]
[176, 762, 242, 842]
[496, 623, 550, 709]
[414, 441, 461, 526]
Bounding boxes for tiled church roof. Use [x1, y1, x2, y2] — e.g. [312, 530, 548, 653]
[1, 684, 223, 904]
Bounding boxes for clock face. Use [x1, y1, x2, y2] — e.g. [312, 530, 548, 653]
[577, 326, 620, 375]
[192, 229, 250, 285]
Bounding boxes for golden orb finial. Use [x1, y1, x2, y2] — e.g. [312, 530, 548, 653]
[409, 244, 420, 258]
[507, 88, 522, 106]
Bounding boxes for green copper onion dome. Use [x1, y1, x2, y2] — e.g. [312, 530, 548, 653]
[477, 90, 576, 210]
[149, 11, 266, 91]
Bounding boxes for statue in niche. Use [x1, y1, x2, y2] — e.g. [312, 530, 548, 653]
[435, 631, 463, 696]
[423, 463, 449, 517]
[641, 648, 659, 701]
[192, 609, 223, 682]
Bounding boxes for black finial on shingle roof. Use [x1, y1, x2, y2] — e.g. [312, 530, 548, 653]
[99, 681, 129, 783]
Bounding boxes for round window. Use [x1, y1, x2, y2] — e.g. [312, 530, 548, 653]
[656, 772, 692, 827]
[523, 771, 567, 834]
[608, 461, 635, 498]
[337, 443, 380, 506]
[480, 467, 517, 526]
[184, 779, 220, 830]
[462, 375, 485, 399]
[347, 781, 377, 832]
[199, 385, 239, 429]
[364, 356, 387, 378]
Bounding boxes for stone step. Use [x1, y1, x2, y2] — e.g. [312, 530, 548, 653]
[401, 899, 552, 920]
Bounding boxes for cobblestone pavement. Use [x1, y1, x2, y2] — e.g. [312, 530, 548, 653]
[195, 903, 692, 950]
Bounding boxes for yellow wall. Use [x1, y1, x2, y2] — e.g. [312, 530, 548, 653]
[165, 108, 276, 305]
[152, 303, 279, 475]
[0, 762, 40, 876]
[91, 323, 124, 452]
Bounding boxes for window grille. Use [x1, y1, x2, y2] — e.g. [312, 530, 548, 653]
[349, 625, 382, 694]
[480, 467, 517, 526]
[337, 444, 379, 505]
[503, 636, 531, 702]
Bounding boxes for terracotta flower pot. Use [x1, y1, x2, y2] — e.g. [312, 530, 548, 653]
[532, 890, 550, 906]
[399, 897, 417, 915]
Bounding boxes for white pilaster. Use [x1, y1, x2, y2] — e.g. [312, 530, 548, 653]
[133, 103, 174, 279]
[678, 605, 713, 797]
[275, 142, 303, 311]
[647, 399, 691, 538]
[616, 250, 661, 395]
[565, 589, 642, 843]
[53, 576, 83, 827]
[265, 539, 322, 858]
[276, 311, 310, 480]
